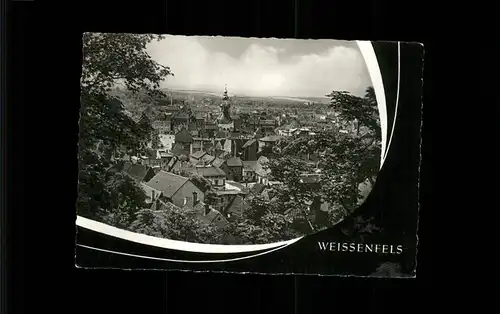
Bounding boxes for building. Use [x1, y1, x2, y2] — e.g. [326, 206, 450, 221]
[223, 195, 249, 221]
[192, 202, 229, 229]
[189, 150, 208, 165]
[217, 85, 235, 131]
[242, 160, 258, 183]
[145, 171, 204, 209]
[174, 128, 194, 152]
[255, 156, 271, 185]
[258, 135, 283, 154]
[241, 139, 258, 161]
[152, 120, 171, 134]
[140, 182, 163, 206]
[159, 134, 175, 152]
[121, 161, 156, 183]
[220, 157, 243, 182]
[183, 166, 227, 189]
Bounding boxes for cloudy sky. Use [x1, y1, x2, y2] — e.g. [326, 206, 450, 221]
[147, 35, 371, 98]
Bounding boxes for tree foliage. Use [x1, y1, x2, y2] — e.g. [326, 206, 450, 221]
[129, 206, 222, 244]
[81, 33, 173, 97]
[77, 33, 173, 223]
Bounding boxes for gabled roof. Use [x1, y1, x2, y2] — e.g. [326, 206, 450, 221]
[226, 157, 243, 167]
[190, 150, 207, 159]
[259, 135, 283, 142]
[175, 129, 193, 143]
[193, 202, 228, 228]
[174, 113, 189, 120]
[184, 166, 226, 177]
[242, 139, 256, 148]
[145, 171, 189, 198]
[211, 158, 224, 168]
[201, 154, 216, 164]
[171, 143, 189, 156]
[225, 195, 248, 218]
[251, 183, 266, 194]
[242, 160, 258, 171]
[122, 162, 153, 182]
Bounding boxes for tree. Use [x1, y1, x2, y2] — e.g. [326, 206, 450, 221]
[77, 33, 174, 223]
[260, 86, 381, 233]
[129, 205, 222, 244]
[81, 33, 173, 97]
[326, 87, 380, 138]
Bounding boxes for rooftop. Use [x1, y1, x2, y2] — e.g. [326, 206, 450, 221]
[184, 166, 226, 177]
[145, 171, 189, 198]
[259, 135, 283, 142]
[226, 157, 243, 167]
[175, 129, 193, 143]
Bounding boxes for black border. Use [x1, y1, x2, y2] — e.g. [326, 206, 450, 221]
[6, 0, 449, 312]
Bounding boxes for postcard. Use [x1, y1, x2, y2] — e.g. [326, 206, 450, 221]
[76, 33, 423, 277]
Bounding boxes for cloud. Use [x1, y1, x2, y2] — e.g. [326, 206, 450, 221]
[147, 36, 371, 97]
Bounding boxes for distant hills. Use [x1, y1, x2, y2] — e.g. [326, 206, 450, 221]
[162, 88, 331, 105]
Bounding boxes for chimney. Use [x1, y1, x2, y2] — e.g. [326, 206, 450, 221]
[204, 204, 211, 216]
[190, 143, 193, 155]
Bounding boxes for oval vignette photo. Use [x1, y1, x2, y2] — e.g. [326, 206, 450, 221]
[76, 33, 423, 278]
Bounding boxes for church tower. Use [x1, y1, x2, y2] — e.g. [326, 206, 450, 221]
[217, 85, 233, 128]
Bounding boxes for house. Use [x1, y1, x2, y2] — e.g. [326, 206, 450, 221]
[223, 195, 249, 221]
[141, 156, 172, 170]
[193, 202, 228, 229]
[201, 153, 216, 165]
[255, 156, 271, 185]
[190, 142, 202, 154]
[121, 162, 156, 182]
[183, 166, 227, 189]
[171, 142, 189, 157]
[145, 171, 204, 209]
[158, 134, 175, 152]
[174, 128, 194, 151]
[258, 135, 283, 155]
[250, 183, 266, 195]
[220, 157, 243, 182]
[140, 182, 163, 205]
[211, 157, 225, 168]
[189, 150, 208, 165]
[242, 139, 258, 161]
[257, 119, 277, 134]
[152, 120, 171, 134]
[203, 123, 218, 138]
[242, 160, 258, 183]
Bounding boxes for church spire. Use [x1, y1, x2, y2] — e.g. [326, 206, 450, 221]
[222, 84, 229, 101]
